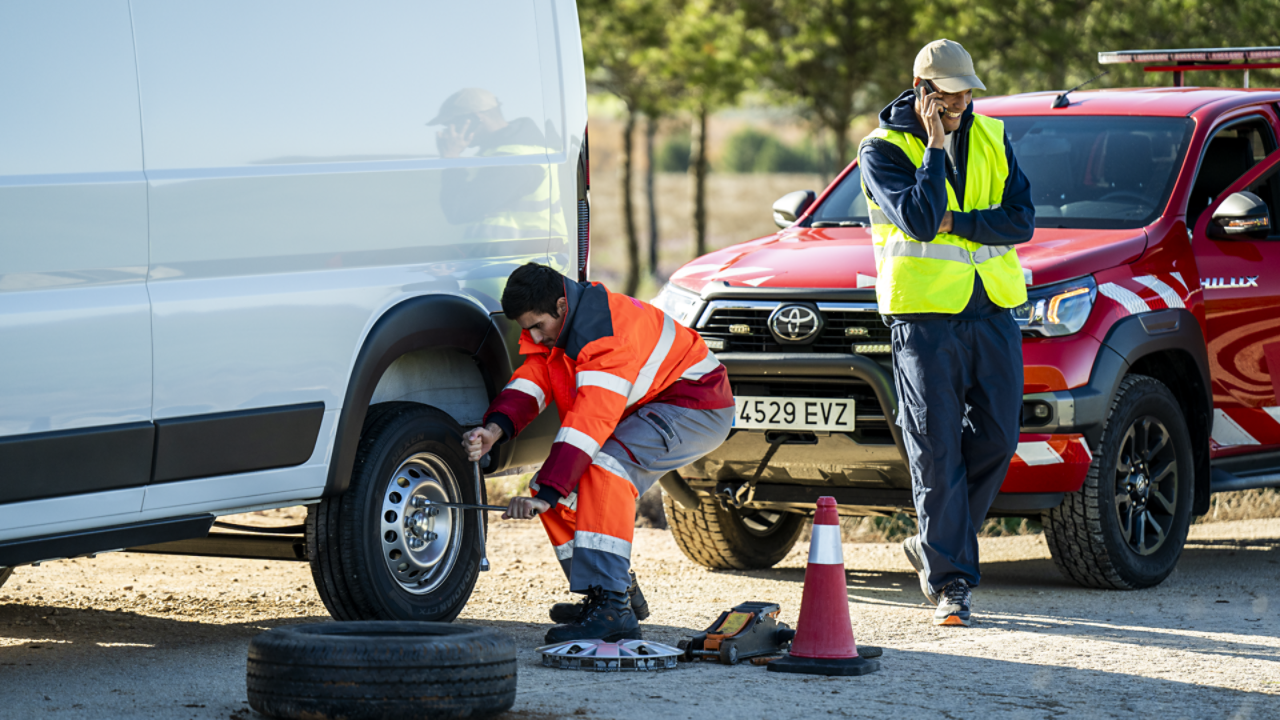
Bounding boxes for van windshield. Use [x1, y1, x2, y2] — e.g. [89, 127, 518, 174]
[808, 116, 1194, 231]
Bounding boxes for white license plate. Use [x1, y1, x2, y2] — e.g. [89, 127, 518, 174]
[732, 396, 855, 432]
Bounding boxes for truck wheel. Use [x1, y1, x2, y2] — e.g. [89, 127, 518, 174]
[1042, 375, 1194, 589]
[247, 621, 515, 720]
[0, 567, 12, 590]
[663, 493, 804, 570]
[308, 405, 483, 621]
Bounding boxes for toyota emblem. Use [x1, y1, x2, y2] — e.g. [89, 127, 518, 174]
[769, 305, 821, 343]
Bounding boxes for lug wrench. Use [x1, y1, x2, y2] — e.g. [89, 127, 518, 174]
[473, 460, 490, 572]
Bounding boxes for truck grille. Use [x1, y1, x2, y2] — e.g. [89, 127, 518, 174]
[698, 302, 890, 355]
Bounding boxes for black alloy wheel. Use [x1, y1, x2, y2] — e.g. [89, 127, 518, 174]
[1112, 415, 1179, 556]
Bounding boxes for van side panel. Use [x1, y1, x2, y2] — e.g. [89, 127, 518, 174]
[130, 2, 555, 506]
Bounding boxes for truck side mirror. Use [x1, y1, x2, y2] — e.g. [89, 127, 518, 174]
[1209, 191, 1271, 240]
[772, 190, 816, 229]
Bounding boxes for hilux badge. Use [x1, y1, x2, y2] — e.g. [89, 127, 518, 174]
[1201, 276, 1260, 289]
[769, 305, 820, 342]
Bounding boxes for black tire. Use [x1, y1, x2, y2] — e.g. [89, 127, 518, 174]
[0, 567, 12, 591]
[246, 621, 515, 720]
[1042, 374, 1194, 589]
[663, 493, 805, 570]
[308, 405, 484, 621]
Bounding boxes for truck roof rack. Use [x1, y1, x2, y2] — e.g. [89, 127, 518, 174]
[1098, 47, 1280, 88]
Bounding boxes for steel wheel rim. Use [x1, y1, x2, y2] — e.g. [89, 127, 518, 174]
[739, 508, 787, 537]
[380, 453, 464, 594]
[1112, 415, 1178, 556]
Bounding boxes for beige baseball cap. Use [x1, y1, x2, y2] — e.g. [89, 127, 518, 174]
[427, 88, 500, 126]
[913, 39, 986, 93]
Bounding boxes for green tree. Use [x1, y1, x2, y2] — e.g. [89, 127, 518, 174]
[743, 0, 922, 175]
[661, 0, 767, 257]
[579, 0, 678, 294]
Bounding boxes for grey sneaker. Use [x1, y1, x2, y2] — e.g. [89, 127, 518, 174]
[902, 535, 939, 605]
[934, 580, 972, 627]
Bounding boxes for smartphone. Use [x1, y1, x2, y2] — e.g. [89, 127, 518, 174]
[915, 79, 940, 111]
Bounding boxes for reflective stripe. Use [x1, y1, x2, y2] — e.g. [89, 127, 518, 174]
[1098, 282, 1150, 316]
[869, 207, 891, 226]
[626, 314, 677, 407]
[1015, 441, 1064, 466]
[807, 525, 844, 565]
[505, 378, 547, 412]
[875, 237, 1014, 266]
[555, 426, 600, 457]
[680, 352, 721, 381]
[1132, 275, 1185, 309]
[574, 530, 632, 559]
[559, 491, 578, 511]
[591, 452, 633, 485]
[554, 541, 574, 561]
[576, 370, 634, 398]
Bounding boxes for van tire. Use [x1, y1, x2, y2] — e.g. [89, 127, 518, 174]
[664, 493, 805, 570]
[308, 404, 483, 621]
[246, 621, 516, 720]
[1042, 375, 1194, 589]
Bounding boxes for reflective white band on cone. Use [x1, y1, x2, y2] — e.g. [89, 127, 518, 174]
[808, 524, 844, 565]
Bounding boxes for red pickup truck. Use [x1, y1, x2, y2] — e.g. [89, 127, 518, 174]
[651, 80, 1280, 591]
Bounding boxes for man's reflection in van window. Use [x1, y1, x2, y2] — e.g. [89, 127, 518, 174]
[429, 88, 559, 240]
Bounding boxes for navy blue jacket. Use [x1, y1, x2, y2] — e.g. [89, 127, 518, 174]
[859, 90, 1035, 317]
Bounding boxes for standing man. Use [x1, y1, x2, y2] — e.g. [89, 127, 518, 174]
[463, 263, 733, 643]
[859, 39, 1034, 626]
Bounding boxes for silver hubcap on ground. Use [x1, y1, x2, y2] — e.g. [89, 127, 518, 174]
[380, 453, 464, 593]
[1113, 416, 1178, 556]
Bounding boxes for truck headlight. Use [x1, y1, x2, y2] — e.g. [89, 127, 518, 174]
[1013, 275, 1096, 337]
[650, 282, 703, 327]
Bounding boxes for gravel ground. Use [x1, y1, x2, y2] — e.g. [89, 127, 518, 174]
[1, 516, 1277, 719]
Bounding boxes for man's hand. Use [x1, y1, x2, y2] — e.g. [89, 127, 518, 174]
[436, 119, 475, 158]
[938, 211, 954, 235]
[462, 423, 503, 463]
[503, 496, 551, 520]
[915, 87, 946, 150]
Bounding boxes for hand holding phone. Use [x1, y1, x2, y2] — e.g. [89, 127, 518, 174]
[914, 79, 945, 149]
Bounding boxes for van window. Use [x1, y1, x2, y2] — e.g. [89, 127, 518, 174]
[132, 1, 548, 170]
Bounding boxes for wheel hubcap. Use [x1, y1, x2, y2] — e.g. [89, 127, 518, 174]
[381, 453, 464, 593]
[1112, 416, 1178, 556]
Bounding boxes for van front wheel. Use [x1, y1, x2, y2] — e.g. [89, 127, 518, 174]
[308, 405, 483, 621]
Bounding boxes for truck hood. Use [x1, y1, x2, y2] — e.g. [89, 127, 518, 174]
[668, 226, 1148, 293]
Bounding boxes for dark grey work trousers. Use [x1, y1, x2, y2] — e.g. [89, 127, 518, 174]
[890, 311, 1023, 594]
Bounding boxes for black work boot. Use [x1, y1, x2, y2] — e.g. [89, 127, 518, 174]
[543, 585, 642, 644]
[549, 571, 649, 624]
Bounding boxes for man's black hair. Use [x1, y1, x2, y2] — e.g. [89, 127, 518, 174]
[502, 262, 565, 319]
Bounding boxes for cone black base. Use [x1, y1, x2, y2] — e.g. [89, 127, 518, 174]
[767, 654, 881, 676]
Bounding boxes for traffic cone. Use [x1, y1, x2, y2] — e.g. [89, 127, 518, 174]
[768, 496, 880, 676]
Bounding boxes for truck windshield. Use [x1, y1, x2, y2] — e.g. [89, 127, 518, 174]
[808, 116, 1194, 231]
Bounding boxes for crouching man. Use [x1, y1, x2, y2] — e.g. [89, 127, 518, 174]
[463, 263, 733, 643]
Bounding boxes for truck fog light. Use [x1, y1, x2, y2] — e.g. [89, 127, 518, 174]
[730, 324, 752, 335]
[703, 337, 727, 351]
[852, 343, 891, 354]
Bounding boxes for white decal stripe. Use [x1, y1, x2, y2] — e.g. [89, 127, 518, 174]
[1167, 271, 1188, 295]
[680, 352, 721, 381]
[1213, 409, 1260, 447]
[591, 452, 633, 486]
[1016, 441, 1064, 466]
[555, 427, 601, 457]
[1098, 283, 1150, 316]
[1265, 407, 1280, 424]
[576, 371, 634, 398]
[626, 314, 678, 407]
[1077, 437, 1093, 462]
[807, 525, 844, 565]
[554, 541, 574, 561]
[1132, 275, 1185, 309]
[575, 531, 632, 559]
[504, 378, 547, 412]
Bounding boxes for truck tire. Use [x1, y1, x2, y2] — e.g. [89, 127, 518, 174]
[1042, 374, 1194, 589]
[0, 567, 12, 591]
[663, 493, 805, 570]
[308, 404, 484, 621]
[246, 621, 516, 720]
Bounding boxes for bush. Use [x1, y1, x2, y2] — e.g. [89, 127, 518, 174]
[719, 127, 821, 174]
[655, 131, 691, 172]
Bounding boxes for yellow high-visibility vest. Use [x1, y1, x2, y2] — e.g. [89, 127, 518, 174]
[860, 114, 1027, 314]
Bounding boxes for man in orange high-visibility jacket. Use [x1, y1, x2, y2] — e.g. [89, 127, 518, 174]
[464, 263, 733, 643]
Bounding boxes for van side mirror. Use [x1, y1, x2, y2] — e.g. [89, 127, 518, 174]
[1209, 191, 1271, 240]
[772, 190, 816, 229]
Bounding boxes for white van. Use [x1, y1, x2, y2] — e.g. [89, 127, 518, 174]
[0, 0, 588, 621]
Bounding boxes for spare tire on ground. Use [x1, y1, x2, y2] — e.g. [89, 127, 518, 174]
[247, 621, 517, 720]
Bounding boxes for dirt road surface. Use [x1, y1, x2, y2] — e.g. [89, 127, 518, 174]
[1, 517, 1277, 719]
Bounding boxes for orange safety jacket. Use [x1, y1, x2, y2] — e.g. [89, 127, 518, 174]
[484, 277, 732, 502]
